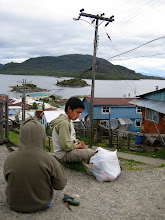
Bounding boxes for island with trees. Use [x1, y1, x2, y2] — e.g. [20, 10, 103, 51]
[56, 78, 90, 87]
[10, 83, 48, 93]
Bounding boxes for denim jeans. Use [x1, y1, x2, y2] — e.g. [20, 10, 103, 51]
[41, 199, 53, 210]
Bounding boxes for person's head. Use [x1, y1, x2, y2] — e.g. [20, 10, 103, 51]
[65, 97, 85, 120]
[18, 118, 46, 150]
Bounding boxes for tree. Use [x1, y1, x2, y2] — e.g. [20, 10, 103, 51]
[42, 102, 45, 111]
[29, 102, 38, 109]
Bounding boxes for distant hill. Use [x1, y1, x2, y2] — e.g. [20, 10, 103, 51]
[0, 54, 163, 80]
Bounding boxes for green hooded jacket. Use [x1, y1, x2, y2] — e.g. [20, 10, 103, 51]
[3, 118, 67, 213]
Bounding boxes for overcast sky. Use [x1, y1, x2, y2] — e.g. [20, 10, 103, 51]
[1, 0, 165, 77]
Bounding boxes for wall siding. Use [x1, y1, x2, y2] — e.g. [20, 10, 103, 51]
[143, 90, 165, 102]
[83, 98, 142, 132]
[142, 110, 165, 134]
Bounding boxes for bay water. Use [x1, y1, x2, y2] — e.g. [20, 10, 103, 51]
[0, 74, 165, 99]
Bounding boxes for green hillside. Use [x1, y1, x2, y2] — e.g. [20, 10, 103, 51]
[0, 54, 163, 80]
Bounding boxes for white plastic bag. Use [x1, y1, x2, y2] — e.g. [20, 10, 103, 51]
[89, 147, 121, 182]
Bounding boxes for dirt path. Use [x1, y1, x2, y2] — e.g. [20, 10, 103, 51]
[117, 151, 165, 166]
[0, 145, 165, 220]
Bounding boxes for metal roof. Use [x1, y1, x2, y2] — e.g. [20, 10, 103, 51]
[42, 109, 65, 123]
[85, 97, 135, 106]
[118, 118, 133, 125]
[129, 98, 165, 114]
[43, 109, 80, 123]
[137, 87, 165, 97]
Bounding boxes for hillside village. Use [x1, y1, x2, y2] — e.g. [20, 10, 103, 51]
[7, 94, 66, 130]
[1, 86, 165, 152]
[0, 86, 165, 220]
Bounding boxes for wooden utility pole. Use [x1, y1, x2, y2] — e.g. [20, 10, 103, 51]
[76, 9, 115, 148]
[18, 78, 28, 122]
[89, 18, 98, 148]
[109, 112, 113, 147]
[22, 79, 26, 122]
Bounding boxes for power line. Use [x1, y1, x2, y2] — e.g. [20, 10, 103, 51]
[102, 36, 165, 63]
[101, 1, 165, 43]
[74, 9, 114, 148]
[78, 35, 165, 77]
[110, 52, 165, 62]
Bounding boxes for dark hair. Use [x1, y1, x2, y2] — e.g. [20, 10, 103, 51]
[65, 97, 85, 112]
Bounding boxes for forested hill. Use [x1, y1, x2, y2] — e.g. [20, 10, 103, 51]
[0, 54, 163, 80]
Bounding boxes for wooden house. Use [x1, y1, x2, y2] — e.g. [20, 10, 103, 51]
[41, 108, 80, 130]
[80, 97, 142, 132]
[41, 109, 65, 130]
[129, 88, 165, 145]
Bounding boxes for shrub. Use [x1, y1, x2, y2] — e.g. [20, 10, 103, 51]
[155, 148, 165, 159]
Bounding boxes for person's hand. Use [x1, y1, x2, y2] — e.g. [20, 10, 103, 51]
[75, 142, 85, 149]
[77, 140, 85, 146]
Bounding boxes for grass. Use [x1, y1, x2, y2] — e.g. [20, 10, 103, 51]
[117, 148, 165, 159]
[62, 162, 87, 172]
[45, 138, 53, 152]
[154, 148, 165, 159]
[9, 131, 19, 145]
[8, 131, 53, 152]
[8, 131, 165, 172]
[77, 136, 99, 146]
[79, 136, 165, 159]
[119, 158, 144, 171]
[158, 164, 165, 168]
[7, 131, 165, 161]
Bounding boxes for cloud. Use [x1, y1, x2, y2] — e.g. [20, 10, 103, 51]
[1, 0, 165, 77]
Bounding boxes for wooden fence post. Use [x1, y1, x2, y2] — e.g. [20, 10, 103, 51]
[127, 133, 130, 149]
[117, 131, 120, 149]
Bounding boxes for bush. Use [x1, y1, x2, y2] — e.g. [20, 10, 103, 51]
[155, 148, 165, 159]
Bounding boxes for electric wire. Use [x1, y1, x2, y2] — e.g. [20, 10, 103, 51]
[102, 0, 165, 43]
[101, 28, 142, 97]
[78, 35, 165, 78]
[78, 33, 165, 98]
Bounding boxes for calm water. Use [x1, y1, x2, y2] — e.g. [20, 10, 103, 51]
[0, 74, 165, 99]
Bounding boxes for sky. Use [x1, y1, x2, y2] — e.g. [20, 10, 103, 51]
[1, 0, 165, 77]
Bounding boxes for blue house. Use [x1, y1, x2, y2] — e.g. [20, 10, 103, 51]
[80, 97, 142, 132]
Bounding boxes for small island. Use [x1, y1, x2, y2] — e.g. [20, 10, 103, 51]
[11, 83, 48, 93]
[56, 78, 90, 87]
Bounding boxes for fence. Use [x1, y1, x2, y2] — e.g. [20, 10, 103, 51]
[0, 95, 9, 144]
[5, 118, 165, 153]
[98, 123, 165, 151]
[99, 123, 145, 147]
[5, 118, 52, 152]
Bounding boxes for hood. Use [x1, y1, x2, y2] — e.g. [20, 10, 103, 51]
[50, 114, 69, 130]
[18, 118, 46, 150]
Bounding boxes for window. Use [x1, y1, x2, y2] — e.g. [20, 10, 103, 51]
[135, 119, 141, 127]
[153, 111, 159, 123]
[145, 108, 159, 123]
[100, 120, 107, 126]
[136, 106, 142, 113]
[102, 106, 110, 114]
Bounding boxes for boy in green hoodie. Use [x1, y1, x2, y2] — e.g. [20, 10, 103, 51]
[4, 118, 67, 213]
[51, 97, 95, 163]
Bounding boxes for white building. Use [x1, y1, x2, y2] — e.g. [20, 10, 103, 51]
[41, 109, 65, 130]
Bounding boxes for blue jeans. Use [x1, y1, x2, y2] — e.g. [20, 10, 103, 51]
[41, 199, 53, 210]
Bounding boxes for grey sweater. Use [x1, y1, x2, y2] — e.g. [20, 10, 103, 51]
[51, 114, 77, 159]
